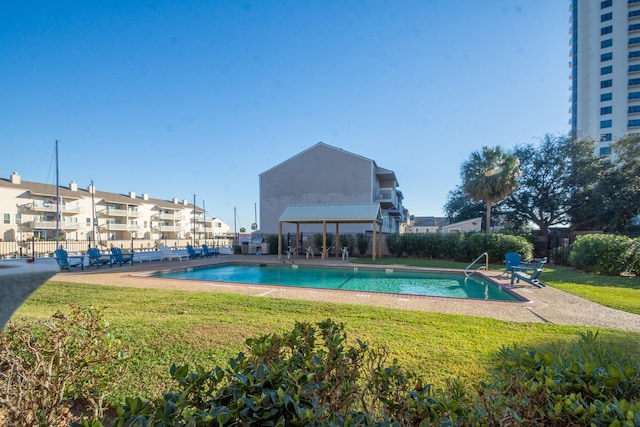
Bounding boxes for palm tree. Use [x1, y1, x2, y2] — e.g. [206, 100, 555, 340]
[461, 146, 520, 232]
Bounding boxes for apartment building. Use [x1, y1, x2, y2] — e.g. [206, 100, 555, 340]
[0, 171, 230, 244]
[259, 142, 406, 235]
[570, 0, 640, 155]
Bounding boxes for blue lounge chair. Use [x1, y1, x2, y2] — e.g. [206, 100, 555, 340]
[186, 244, 202, 259]
[110, 247, 134, 266]
[87, 248, 112, 268]
[54, 248, 84, 271]
[504, 252, 522, 275]
[510, 258, 548, 288]
[201, 244, 218, 258]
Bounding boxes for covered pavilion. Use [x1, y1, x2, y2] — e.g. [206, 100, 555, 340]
[277, 203, 383, 260]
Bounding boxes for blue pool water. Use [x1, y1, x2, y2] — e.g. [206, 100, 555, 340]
[150, 264, 521, 302]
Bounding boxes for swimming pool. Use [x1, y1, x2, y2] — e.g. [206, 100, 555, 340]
[150, 264, 521, 302]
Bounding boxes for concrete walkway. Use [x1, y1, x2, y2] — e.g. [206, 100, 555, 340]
[50, 255, 640, 333]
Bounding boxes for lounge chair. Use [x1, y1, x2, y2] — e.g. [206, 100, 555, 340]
[54, 248, 84, 271]
[111, 247, 134, 266]
[201, 244, 218, 258]
[510, 258, 548, 288]
[186, 244, 202, 259]
[504, 251, 522, 275]
[160, 244, 188, 261]
[87, 248, 112, 269]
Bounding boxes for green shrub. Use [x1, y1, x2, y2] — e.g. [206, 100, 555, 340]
[106, 319, 470, 426]
[385, 233, 532, 263]
[568, 234, 640, 275]
[356, 233, 370, 256]
[478, 330, 640, 426]
[0, 305, 129, 425]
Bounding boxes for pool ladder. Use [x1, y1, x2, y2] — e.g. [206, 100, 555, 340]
[464, 252, 488, 278]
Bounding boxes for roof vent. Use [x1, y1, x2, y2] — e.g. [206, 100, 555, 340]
[69, 181, 78, 191]
[10, 172, 21, 184]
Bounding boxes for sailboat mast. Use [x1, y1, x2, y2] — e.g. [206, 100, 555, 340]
[55, 140, 60, 241]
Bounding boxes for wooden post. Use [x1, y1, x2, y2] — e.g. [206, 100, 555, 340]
[278, 221, 282, 257]
[335, 223, 339, 259]
[372, 221, 377, 261]
[296, 223, 300, 255]
[322, 221, 327, 259]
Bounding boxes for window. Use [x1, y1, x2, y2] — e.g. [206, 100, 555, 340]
[601, 65, 613, 74]
[601, 38, 613, 48]
[600, 133, 612, 142]
[630, 51, 640, 59]
[601, 12, 613, 22]
[601, 106, 612, 114]
[3, 213, 9, 225]
[630, 10, 640, 17]
[630, 78, 640, 86]
[601, 92, 613, 101]
[630, 37, 640, 45]
[630, 64, 640, 72]
[601, 52, 613, 61]
[629, 105, 640, 113]
[629, 91, 640, 99]
[86, 217, 91, 226]
[601, 79, 612, 88]
[630, 0, 640, 4]
[600, 119, 612, 128]
[599, 146, 613, 156]
[631, 23, 640, 31]
[629, 119, 640, 127]
[602, 0, 612, 7]
[15, 213, 21, 225]
[601, 25, 613, 35]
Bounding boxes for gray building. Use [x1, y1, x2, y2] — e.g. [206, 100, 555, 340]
[259, 142, 405, 235]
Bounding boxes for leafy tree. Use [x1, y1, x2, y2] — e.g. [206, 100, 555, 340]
[505, 135, 599, 240]
[460, 146, 520, 232]
[444, 185, 486, 224]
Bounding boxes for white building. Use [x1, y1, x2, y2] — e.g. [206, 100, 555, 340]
[570, 0, 640, 155]
[0, 172, 231, 249]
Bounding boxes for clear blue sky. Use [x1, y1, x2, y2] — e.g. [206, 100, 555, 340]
[0, 1, 569, 229]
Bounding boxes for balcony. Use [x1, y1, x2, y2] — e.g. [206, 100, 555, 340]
[102, 223, 141, 232]
[154, 212, 184, 221]
[376, 188, 399, 209]
[27, 200, 84, 214]
[157, 224, 182, 232]
[25, 220, 81, 230]
[101, 207, 141, 217]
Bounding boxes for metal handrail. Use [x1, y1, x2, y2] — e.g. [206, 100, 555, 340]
[464, 252, 488, 277]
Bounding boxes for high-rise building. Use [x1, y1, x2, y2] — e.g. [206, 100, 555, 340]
[570, 0, 640, 156]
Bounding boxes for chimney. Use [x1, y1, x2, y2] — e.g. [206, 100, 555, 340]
[183, 199, 188, 205]
[129, 191, 136, 199]
[87, 183, 95, 194]
[172, 197, 179, 204]
[10, 172, 21, 184]
[69, 181, 78, 191]
[142, 192, 149, 200]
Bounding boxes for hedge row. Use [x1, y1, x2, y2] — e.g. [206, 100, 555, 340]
[568, 234, 640, 276]
[385, 232, 533, 264]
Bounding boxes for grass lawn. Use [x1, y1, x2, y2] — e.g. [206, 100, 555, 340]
[12, 257, 640, 407]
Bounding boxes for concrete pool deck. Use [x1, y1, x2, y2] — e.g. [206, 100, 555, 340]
[48, 254, 640, 333]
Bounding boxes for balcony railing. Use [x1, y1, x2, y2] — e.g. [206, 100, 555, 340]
[157, 225, 182, 232]
[154, 213, 184, 221]
[25, 221, 81, 230]
[101, 207, 141, 217]
[27, 200, 84, 214]
[102, 223, 141, 231]
[376, 188, 398, 208]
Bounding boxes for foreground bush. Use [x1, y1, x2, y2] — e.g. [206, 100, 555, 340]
[0, 306, 129, 425]
[568, 234, 640, 276]
[99, 321, 637, 426]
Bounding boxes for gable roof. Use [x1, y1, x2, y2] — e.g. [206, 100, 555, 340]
[279, 203, 382, 223]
